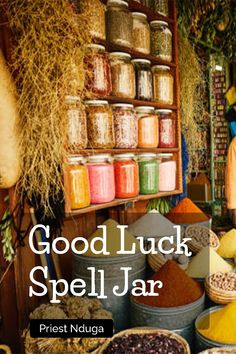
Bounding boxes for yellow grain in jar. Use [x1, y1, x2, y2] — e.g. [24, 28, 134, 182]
[152, 65, 174, 105]
[67, 156, 90, 209]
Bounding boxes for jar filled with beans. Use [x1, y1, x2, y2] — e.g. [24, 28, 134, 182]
[114, 153, 139, 198]
[85, 100, 115, 149]
[132, 12, 150, 55]
[112, 104, 138, 148]
[106, 0, 133, 48]
[66, 96, 87, 151]
[80, 0, 106, 40]
[132, 59, 153, 101]
[152, 65, 174, 105]
[150, 21, 172, 62]
[110, 52, 136, 99]
[153, 0, 169, 17]
[85, 44, 112, 97]
[136, 106, 159, 148]
[156, 109, 176, 148]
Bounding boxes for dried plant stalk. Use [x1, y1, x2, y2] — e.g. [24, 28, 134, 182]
[179, 33, 206, 173]
[2, 0, 92, 216]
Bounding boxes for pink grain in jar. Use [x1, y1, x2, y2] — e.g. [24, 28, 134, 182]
[87, 154, 115, 204]
[158, 153, 176, 192]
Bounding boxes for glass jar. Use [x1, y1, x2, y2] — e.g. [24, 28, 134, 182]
[156, 109, 176, 148]
[138, 153, 159, 194]
[136, 106, 159, 148]
[114, 153, 139, 198]
[153, 0, 169, 17]
[132, 12, 150, 55]
[85, 100, 115, 149]
[110, 52, 136, 98]
[80, 0, 106, 40]
[67, 156, 90, 209]
[132, 59, 153, 101]
[152, 65, 174, 105]
[150, 21, 172, 62]
[112, 104, 138, 148]
[85, 44, 112, 97]
[66, 96, 87, 151]
[158, 153, 176, 191]
[106, 0, 133, 48]
[87, 154, 115, 203]
[141, 0, 152, 7]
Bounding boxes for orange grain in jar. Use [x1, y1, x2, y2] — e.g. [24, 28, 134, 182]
[67, 156, 90, 209]
[136, 106, 159, 148]
[114, 153, 139, 198]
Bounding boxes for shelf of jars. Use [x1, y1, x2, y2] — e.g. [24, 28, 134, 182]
[104, 96, 177, 109]
[75, 148, 179, 155]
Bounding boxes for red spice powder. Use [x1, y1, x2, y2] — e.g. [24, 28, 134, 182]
[165, 197, 209, 224]
[134, 260, 203, 307]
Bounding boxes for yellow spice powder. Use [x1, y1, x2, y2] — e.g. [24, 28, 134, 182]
[217, 228, 236, 258]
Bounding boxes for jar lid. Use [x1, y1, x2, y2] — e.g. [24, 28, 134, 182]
[131, 59, 151, 65]
[87, 154, 111, 163]
[86, 44, 105, 51]
[152, 65, 170, 70]
[68, 155, 84, 163]
[150, 20, 168, 26]
[156, 109, 173, 114]
[138, 153, 157, 159]
[107, 0, 128, 7]
[111, 103, 134, 108]
[84, 100, 109, 106]
[109, 52, 131, 59]
[132, 12, 147, 19]
[65, 95, 80, 103]
[114, 153, 136, 160]
[135, 106, 155, 112]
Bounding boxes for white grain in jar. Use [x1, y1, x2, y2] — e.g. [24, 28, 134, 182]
[132, 12, 150, 55]
[109, 52, 136, 99]
[152, 65, 174, 105]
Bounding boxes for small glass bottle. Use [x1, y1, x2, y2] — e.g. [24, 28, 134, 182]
[67, 156, 90, 209]
[132, 59, 153, 101]
[152, 65, 174, 105]
[136, 106, 159, 148]
[114, 153, 139, 198]
[138, 153, 159, 194]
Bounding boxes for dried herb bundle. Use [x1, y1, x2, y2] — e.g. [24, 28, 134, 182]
[2, 0, 92, 216]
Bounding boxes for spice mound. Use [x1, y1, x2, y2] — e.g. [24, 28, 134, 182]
[197, 301, 236, 344]
[103, 333, 186, 354]
[133, 260, 203, 307]
[208, 272, 236, 292]
[217, 228, 236, 258]
[186, 246, 233, 279]
[166, 197, 209, 224]
[185, 225, 220, 251]
[77, 219, 140, 257]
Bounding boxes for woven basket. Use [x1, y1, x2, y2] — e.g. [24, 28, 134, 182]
[148, 252, 188, 272]
[198, 348, 236, 353]
[0, 345, 12, 354]
[97, 328, 190, 354]
[205, 276, 236, 305]
[185, 225, 220, 253]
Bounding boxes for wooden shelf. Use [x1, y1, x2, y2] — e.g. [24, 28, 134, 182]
[104, 96, 177, 109]
[66, 190, 182, 217]
[75, 148, 179, 155]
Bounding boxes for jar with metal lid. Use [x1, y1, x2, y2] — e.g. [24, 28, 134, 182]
[110, 52, 135, 98]
[138, 153, 159, 194]
[80, 0, 106, 40]
[112, 104, 138, 148]
[106, 0, 133, 48]
[66, 96, 87, 151]
[136, 106, 159, 148]
[150, 21, 172, 62]
[153, 0, 169, 17]
[132, 59, 153, 101]
[114, 153, 139, 198]
[67, 156, 90, 209]
[158, 153, 176, 191]
[156, 109, 176, 148]
[152, 65, 174, 105]
[87, 154, 115, 203]
[132, 12, 150, 55]
[85, 44, 112, 97]
[85, 100, 115, 149]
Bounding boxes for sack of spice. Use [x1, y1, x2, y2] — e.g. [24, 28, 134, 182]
[166, 198, 209, 225]
[217, 228, 236, 259]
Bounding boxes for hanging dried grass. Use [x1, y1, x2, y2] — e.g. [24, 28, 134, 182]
[179, 33, 206, 173]
[2, 0, 92, 216]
